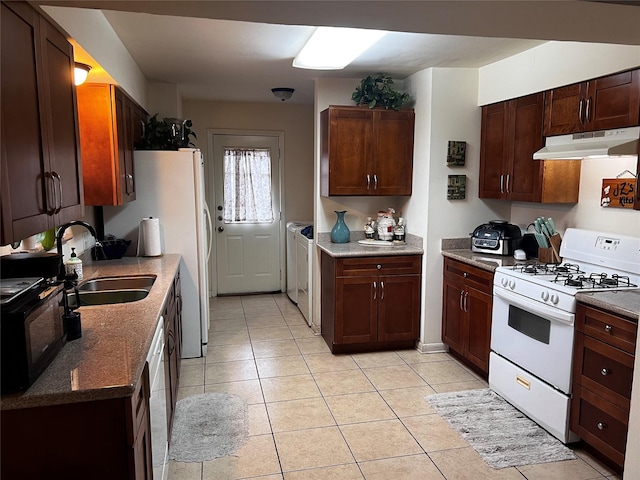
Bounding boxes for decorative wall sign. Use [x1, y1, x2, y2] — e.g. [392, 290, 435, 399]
[447, 175, 466, 200]
[447, 141, 466, 166]
[601, 178, 635, 208]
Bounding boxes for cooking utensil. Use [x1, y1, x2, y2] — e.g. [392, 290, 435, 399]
[547, 217, 557, 235]
[535, 232, 549, 248]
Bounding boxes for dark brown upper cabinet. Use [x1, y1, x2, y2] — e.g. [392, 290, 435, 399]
[544, 69, 640, 136]
[321, 106, 415, 196]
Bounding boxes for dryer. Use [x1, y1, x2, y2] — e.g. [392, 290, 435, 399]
[286, 221, 311, 303]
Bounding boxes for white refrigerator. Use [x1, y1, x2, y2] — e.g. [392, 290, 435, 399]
[104, 149, 212, 358]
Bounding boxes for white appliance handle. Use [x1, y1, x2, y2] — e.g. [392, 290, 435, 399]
[204, 202, 213, 261]
[494, 286, 574, 326]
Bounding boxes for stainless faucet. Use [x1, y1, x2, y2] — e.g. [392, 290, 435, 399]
[56, 221, 101, 280]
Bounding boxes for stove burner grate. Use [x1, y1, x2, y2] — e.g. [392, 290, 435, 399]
[551, 273, 638, 289]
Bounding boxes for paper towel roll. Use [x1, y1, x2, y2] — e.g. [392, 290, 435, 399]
[139, 217, 162, 256]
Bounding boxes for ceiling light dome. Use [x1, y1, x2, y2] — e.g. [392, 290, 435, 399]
[271, 87, 294, 101]
[74, 62, 92, 86]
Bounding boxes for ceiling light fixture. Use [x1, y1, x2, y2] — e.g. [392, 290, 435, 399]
[74, 62, 92, 86]
[293, 26, 387, 70]
[271, 87, 295, 101]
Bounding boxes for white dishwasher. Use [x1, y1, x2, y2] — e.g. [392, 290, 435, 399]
[147, 319, 168, 480]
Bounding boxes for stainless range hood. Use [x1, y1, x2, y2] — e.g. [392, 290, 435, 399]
[533, 126, 640, 159]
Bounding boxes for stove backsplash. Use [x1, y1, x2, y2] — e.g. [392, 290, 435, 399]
[510, 155, 638, 238]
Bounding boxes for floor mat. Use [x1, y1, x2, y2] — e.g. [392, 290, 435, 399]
[424, 388, 576, 469]
[169, 392, 248, 463]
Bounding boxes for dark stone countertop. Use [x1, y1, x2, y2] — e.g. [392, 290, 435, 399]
[1, 254, 180, 410]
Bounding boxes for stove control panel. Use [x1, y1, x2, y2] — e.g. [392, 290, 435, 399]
[595, 236, 620, 251]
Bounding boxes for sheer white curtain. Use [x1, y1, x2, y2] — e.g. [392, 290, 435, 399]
[223, 148, 274, 223]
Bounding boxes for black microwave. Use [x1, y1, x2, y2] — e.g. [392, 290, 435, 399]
[1, 282, 66, 394]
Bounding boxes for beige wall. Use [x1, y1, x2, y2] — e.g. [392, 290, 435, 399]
[182, 100, 315, 223]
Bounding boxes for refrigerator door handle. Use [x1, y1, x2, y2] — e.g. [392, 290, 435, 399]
[204, 202, 213, 260]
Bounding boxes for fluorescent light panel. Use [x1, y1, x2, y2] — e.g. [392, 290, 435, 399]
[293, 27, 387, 70]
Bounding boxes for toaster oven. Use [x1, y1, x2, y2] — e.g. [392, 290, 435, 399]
[471, 220, 522, 256]
[1, 278, 66, 394]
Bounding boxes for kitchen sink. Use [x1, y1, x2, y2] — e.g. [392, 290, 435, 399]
[78, 275, 156, 292]
[66, 289, 150, 306]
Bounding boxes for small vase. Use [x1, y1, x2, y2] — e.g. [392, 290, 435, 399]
[331, 211, 350, 243]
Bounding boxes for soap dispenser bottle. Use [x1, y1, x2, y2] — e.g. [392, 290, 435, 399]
[65, 247, 83, 280]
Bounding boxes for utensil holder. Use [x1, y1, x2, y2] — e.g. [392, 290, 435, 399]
[537, 247, 554, 264]
[537, 246, 561, 264]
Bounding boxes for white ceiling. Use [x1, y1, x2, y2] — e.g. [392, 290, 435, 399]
[38, 1, 640, 105]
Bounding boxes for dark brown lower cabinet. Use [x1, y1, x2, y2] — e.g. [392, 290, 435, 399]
[441, 257, 493, 377]
[1, 364, 152, 480]
[321, 252, 421, 353]
[571, 303, 637, 472]
[164, 271, 182, 436]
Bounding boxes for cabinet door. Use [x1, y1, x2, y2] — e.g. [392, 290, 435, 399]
[323, 108, 373, 195]
[442, 276, 466, 355]
[587, 69, 640, 131]
[1, 2, 53, 243]
[377, 274, 420, 342]
[479, 102, 509, 199]
[508, 93, 544, 202]
[373, 110, 414, 195]
[115, 89, 136, 203]
[544, 82, 588, 136]
[465, 286, 492, 373]
[335, 276, 377, 344]
[77, 84, 119, 205]
[39, 16, 84, 225]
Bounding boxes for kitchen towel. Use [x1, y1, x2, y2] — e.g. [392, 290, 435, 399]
[138, 217, 162, 256]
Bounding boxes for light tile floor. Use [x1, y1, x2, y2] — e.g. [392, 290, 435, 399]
[168, 293, 621, 480]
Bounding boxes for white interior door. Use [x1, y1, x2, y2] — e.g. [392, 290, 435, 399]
[212, 134, 282, 295]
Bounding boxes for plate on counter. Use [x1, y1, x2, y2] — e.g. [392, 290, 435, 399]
[357, 239, 395, 247]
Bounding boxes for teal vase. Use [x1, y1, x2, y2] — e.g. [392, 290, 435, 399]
[331, 211, 350, 243]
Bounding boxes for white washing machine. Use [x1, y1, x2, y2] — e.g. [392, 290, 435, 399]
[286, 221, 311, 303]
[295, 226, 314, 326]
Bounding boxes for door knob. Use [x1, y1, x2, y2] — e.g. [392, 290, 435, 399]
[217, 226, 224, 232]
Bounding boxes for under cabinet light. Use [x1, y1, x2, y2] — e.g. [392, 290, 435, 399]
[293, 27, 387, 70]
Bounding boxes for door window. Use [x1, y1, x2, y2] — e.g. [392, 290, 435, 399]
[223, 148, 274, 223]
[507, 305, 551, 344]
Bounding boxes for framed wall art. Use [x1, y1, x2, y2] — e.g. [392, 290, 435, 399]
[447, 175, 466, 200]
[447, 141, 466, 166]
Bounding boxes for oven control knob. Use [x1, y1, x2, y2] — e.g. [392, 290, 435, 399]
[550, 294, 559, 305]
[541, 291, 550, 302]
[508, 280, 515, 290]
[501, 278, 508, 288]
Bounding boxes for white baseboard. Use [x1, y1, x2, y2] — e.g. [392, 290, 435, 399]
[415, 341, 449, 354]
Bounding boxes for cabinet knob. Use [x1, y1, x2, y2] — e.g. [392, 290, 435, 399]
[597, 422, 607, 431]
[601, 368, 610, 376]
[604, 325, 613, 334]
[463, 272, 468, 278]
[377, 264, 382, 270]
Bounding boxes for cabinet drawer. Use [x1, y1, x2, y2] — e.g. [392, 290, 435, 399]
[571, 384, 628, 467]
[575, 333, 634, 409]
[336, 255, 421, 276]
[576, 303, 637, 354]
[443, 257, 493, 295]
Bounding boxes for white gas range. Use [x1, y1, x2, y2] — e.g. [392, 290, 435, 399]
[489, 228, 639, 443]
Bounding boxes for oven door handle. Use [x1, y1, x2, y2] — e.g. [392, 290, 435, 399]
[494, 286, 574, 326]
